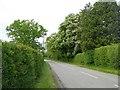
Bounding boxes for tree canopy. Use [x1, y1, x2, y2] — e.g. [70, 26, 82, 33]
[46, 1, 120, 61]
[6, 19, 47, 51]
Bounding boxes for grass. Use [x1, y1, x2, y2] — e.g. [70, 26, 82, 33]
[68, 62, 119, 76]
[33, 62, 58, 88]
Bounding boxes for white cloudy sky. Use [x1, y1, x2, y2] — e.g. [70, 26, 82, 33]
[0, 0, 119, 42]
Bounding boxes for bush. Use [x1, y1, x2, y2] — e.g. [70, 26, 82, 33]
[2, 42, 44, 88]
[84, 50, 94, 65]
[74, 44, 120, 69]
[94, 46, 108, 67]
[94, 44, 119, 69]
[74, 50, 94, 65]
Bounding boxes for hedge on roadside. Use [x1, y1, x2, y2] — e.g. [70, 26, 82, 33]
[2, 42, 44, 88]
[74, 50, 94, 65]
[74, 44, 120, 69]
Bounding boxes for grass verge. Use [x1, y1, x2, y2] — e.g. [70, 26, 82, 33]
[33, 62, 58, 88]
[46, 59, 119, 76]
[68, 62, 119, 76]
[74, 62, 118, 76]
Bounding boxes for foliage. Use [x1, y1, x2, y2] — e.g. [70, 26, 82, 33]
[46, 1, 120, 61]
[6, 19, 47, 51]
[0, 40, 1, 90]
[46, 13, 81, 61]
[0, 43, 1, 65]
[2, 42, 44, 88]
[80, 1, 120, 51]
[94, 44, 119, 69]
[74, 44, 120, 69]
[33, 62, 57, 88]
[45, 33, 58, 59]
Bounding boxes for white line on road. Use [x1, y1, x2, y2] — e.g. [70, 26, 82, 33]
[114, 84, 119, 87]
[80, 71, 98, 79]
[68, 67, 75, 70]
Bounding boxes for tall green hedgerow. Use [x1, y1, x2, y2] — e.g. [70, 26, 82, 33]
[74, 50, 94, 65]
[2, 42, 44, 88]
[74, 44, 120, 69]
[94, 44, 119, 69]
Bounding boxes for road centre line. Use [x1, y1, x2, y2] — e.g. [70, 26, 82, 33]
[80, 71, 98, 79]
[68, 67, 75, 70]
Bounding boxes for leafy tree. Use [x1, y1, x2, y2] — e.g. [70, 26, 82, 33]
[45, 33, 57, 58]
[92, 1, 120, 44]
[61, 14, 82, 57]
[46, 13, 82, 61]
[80, 1, 120, 52]
[55, 14, 80, 60]
[45, 0, 120, 61]
[6, 19, 47, 51]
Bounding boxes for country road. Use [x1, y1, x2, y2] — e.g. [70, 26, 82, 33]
[45, 60, 119, 88]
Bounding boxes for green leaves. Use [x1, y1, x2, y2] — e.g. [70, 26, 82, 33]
[2, 42, 44, 88]
[80, 1, 120, 51]
[6, 19, 47, 51]
[74, 44, 119, 69]
[46, 1, 119, 62]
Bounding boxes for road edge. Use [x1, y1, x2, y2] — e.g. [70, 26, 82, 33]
[46, 62, 65, 88]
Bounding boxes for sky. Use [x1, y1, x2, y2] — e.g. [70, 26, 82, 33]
[0, 0, 119, 42]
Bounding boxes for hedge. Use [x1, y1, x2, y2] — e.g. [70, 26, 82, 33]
[0, 40, 2, 90]
[0, 40, 2, 67]
[74, 44, 120, 69]
[74, 50, 94, 65]
[2, 42, 44, 88]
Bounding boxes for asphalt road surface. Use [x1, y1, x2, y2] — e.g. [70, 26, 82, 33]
[45, 60, 119, 88]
